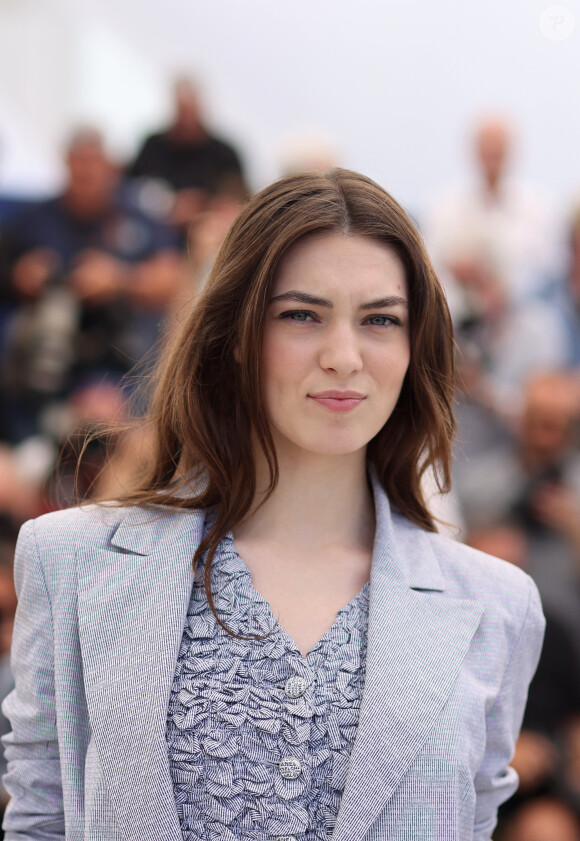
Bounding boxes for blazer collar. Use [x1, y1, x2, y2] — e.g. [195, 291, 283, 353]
[108, 503, 192, 556]
[370, 468, 446, 592]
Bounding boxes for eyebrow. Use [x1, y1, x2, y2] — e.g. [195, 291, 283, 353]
[269, 291, 408, 309]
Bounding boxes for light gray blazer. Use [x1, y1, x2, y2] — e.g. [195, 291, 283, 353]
[2, 480, 544, 841]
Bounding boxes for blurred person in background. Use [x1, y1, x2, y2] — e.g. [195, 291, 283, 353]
[454, 371, 580, 653]
[450, 263, 566, 425]
[277, 132, 340, 176]
[514, 374, 580, 649]
[499, 797, 580, 841]
[428, 116, 567, 486]
[0, 128, 181, 447]
[506, 373, 580, 627]
[126, 77, 247, 235]
[428, 114, 558, 317]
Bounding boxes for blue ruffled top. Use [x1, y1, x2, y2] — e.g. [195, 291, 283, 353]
[166, 514, 369, 841]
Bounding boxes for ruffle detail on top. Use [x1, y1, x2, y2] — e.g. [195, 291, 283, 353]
[166, 513, 369, 841]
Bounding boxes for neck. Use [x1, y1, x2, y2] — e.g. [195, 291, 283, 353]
[170, 121, 206, 143]
[482, 173, 502, 199]
[235, 447, 375, 553]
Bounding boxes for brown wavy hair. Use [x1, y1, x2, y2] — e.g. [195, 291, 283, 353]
[119, 168, 455, 623]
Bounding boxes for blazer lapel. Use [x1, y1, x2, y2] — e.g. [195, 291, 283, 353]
[77, 505, 204, 841]
[332, 485, 483, 841]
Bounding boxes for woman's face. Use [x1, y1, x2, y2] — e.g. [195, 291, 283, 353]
[261, 232, 411, 462]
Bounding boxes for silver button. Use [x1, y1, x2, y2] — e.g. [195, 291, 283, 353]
[284, 676, 307, 698]
[278, 755, 302, 779]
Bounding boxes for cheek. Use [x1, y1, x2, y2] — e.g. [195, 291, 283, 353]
[261, 333, 287, 392]
[399, 346, 411, 381]
[261, 331, 312, 393]
[370, 339, 411, 386]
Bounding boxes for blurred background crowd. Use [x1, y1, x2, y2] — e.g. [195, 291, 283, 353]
[2, 1, 580, 838]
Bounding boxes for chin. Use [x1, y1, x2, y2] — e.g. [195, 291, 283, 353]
[291, 434, 370, 459]
[270, 421, 378, 461]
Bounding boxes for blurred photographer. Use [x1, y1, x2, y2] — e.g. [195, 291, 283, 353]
[1, 128, 181, 445]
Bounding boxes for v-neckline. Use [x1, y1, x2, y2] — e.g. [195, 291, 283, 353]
[225, 529, 370, 660]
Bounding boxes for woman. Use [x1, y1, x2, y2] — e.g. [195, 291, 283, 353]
[3, 169, 544, 841]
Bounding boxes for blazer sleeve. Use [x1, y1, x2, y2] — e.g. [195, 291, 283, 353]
[2, 519, 65, 840]
[473, 575, 545, 841]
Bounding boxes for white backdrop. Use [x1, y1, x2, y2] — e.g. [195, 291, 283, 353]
[1, 0, 579, 218]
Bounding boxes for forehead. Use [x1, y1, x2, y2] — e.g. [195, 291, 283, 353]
[272, 233, 407, 297]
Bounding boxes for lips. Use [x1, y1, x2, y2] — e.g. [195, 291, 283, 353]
[309, 390, 366, 399]
[308, 390, 366, 413]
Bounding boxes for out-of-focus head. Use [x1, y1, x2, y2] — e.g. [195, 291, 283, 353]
[172, 76, 204, 134]
[467, 524, 527, 568]
[278, 132, 340, 176]
[473, 115, 513, 190]
[505, 797, 580, 841]
[148, 168, 455, 530]
[64, 128, 117, 214]
[520, 372, 580, 462]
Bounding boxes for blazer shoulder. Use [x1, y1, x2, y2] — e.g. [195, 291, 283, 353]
[426, 527, 544, 640]
[391, 511, 543, 638]
[428, 527, 529, 588]
[18, 502, 202, 570]
[23, 503, 133, 552]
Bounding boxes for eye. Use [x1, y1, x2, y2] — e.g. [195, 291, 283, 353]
[364, 314, 401, 327]
[279, 309, 317, 322]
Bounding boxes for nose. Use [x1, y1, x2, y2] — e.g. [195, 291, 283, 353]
[318, 323, 363, 377]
